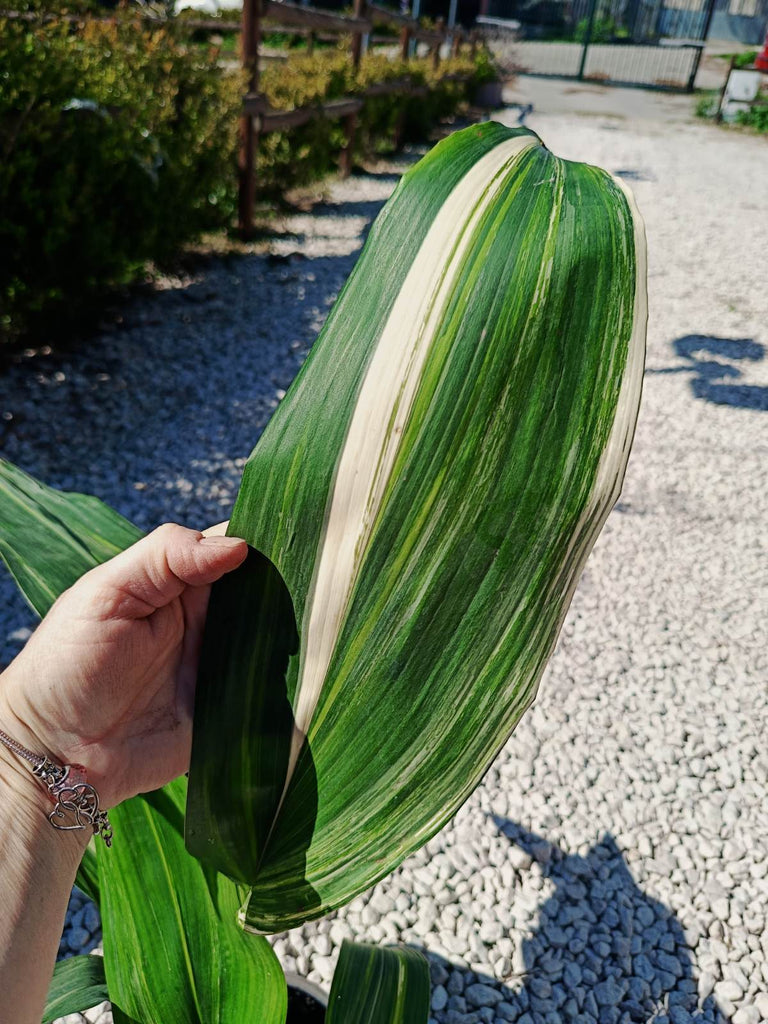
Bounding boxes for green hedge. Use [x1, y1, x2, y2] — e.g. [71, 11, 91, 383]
[256, 48, 497, 195]
[0, 5, 496, 337]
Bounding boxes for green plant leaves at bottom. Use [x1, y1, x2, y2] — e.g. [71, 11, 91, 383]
[0, 464, 288, 1019]
[43, 955, 109, 1023]
[0, 458, 143, 617]
[112, 1008, 142, 1024]
[97, 776, 287, 1024]
[326, 941, 430, 1024]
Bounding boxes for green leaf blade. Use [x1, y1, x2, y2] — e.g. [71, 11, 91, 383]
[99, 778, 287, 1024]
[74, 841, 100, 906]
[43, 955, 109, 1023]
[326, 941, 429, 1024]
[0, 459, 143, 617]
[188, 121, 647, 931]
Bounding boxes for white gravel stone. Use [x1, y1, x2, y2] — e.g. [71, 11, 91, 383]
[714, 979, 744, 1002]
[732, 1007, 760, 1024]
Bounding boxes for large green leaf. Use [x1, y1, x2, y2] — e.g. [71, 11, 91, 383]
[326, 942, 429, 1024]
[43, 955, 109, 1023]
[0, 459, 143, 617]
[111, 1009, 142, 1024]
[188, 119, 647, 931]
[75, 841, 100, 906]
[98, 776, 287, 1024]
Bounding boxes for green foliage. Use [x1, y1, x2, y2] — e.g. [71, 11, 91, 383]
[0, 455, 434, 1021]
[0, 458, 143, 618]
[1, 3, 494, 335]
[719, 50, 758, 69]
[256, 49, 490, 195]
[0, 3, 243, 337]
[695, 86, 768, 134]
[326, 941, 430, 1024]
[575, 16, 628, 42]
[695, 90, 719, 118]
[736, 103, 768, 132]
[43, 956, 109, 1024]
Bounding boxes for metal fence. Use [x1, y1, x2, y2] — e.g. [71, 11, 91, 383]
[479, 0, 718, 89]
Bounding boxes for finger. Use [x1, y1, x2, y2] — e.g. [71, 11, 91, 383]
[86, 523, 247, 619]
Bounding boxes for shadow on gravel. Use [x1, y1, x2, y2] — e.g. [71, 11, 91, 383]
[420, 820, 725, 1024]
[648, 335, 768, 411]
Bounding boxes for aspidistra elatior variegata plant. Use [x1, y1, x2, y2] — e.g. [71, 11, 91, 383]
[186, 120, 647, 932]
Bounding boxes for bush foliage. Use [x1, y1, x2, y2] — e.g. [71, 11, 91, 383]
[0, 3, 243, 335]
[257, 48, 496, 194]
[0, 3, 496, 337]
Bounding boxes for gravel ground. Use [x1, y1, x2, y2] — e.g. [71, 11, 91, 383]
[2, 106, 766, 1024]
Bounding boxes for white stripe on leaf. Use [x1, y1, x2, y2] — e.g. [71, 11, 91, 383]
[286, 135, 539, 780]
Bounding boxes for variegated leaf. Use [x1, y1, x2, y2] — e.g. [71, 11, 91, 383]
[326, 941, 429, 1024]
[0, 458, 143, 618]
[188, 121, 647, 930]
[201, 121, 643, 930]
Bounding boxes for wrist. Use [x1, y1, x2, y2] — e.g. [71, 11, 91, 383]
[0, 744, 90, 870]
[0, 673, 96, 862]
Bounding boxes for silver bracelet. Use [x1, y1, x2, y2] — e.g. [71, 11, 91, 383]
[0, 726, 112, 846]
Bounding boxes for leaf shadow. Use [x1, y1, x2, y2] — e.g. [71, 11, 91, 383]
[647, 335, 768, 411]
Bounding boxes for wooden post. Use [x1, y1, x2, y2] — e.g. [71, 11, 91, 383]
[432, 18, 444, 70]
[339, 111, 357, 178]
[399, 24, 411, 61]
[469, 28, 477, 58]
[715, 55, 735, 122]
[577, 0, 597, 81]
[306, 30, 315, 56]
[351, 0, 365, 68]
[451, 27, 462, 58]
[238, 0, 261, 236]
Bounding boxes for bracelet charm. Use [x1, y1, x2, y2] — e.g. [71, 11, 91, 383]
[0, 728, 112, 846]
[33, 757, 113, 846]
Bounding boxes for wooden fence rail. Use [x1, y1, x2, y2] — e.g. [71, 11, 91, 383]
[2, 4, 478, 235]
[237, 0, 478, 234]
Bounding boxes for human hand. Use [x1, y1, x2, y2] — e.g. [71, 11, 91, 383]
[0, 523, 247, 810]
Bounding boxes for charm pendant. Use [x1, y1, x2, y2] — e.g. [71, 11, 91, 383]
[32, 758, 113, 846]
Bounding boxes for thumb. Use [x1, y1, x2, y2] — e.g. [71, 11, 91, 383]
[84, 523, 247, 619]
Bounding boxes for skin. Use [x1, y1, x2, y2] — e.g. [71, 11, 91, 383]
[0, 522, 247, 1024]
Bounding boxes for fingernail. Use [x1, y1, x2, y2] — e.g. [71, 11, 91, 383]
[200, 536, 246, 549]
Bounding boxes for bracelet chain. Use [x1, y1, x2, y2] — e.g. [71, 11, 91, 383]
[0, 726, 112, 846]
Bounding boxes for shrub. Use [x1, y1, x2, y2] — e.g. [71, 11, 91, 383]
[1, 3, 498, 336]
[256, 49, 494, 194]
[736, 103, 768, 132]
[695, 90, 719, 119]
[575, 15, 628, 43]
[0, 2, 243, 337]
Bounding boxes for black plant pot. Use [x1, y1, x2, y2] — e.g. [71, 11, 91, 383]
[286, 973, 327, 1023]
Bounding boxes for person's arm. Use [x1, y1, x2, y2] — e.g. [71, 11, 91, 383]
[0, 524, 247, 1024]
[0, 736, 89, 1023]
